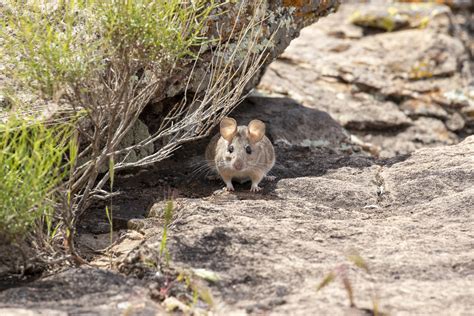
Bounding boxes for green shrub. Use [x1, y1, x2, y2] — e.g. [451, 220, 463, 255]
[0, 0, 271, 259]
[0, 116, 74, 242]
[0, 0, 221, 214]
[0, 0, 216, 99]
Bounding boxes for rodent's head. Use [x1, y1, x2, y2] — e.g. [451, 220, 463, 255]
[217, 117, 266, 172]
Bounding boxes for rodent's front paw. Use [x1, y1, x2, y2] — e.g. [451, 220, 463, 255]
[250, 185, 262, 192]
[225, 185, 235, 191]
[265, 176, 276, 181]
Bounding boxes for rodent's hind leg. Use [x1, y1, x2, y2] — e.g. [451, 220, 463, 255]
[250, 172, 265, 192]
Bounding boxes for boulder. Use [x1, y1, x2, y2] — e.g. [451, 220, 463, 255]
[232, 96, 353, 151]
[149, 0, 341, 103]
[257, 2, 473, 157]
[350, 3, 452, 32]
[354, 116, 458, 158]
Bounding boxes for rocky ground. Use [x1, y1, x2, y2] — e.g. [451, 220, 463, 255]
[258, 1, 474, 158]
[1, 1, 474, 315]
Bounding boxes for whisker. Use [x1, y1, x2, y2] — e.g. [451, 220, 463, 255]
[187, 156, 219, 180]
[190, 165, 213, 177]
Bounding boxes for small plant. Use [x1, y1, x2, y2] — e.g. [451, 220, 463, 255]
[157, 191, 216, 310]
[0, 116, 74, 242]
[159, 192, 175, 266]
[106, 155, 115, 243]
[176, 270, 215, 309]
[317, 251, 383, 315]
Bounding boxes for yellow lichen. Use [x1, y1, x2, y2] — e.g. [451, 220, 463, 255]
[409, 60, 434, 79]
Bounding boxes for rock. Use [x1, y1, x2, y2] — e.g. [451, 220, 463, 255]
[453, 10, 474, 61]
[456, 88, 474, 125]
[399, 97, 448, 119]
[350, 3, 452, 32]
[116, 243, 163, 278]
[334, 29, 463, 88]
[338, 98, 412, 130]
[380, 136, 474, 207]
[232, 96, 353, 151]
[76, 118, 154, 173]
[258, 2, 472, 157]
[163, 297, 191, 313]
[445, 111, 466, 131]
[147, 0, 341, 105]
[0, 268, 161, 315]
[443, 89, 474, 108]
[261, 61, 413, 131]
[397, 0, 474, 10]
[404, 117, 458, 144]
[118, 119, 154, 165]
[355, 117, 458, 157]
[462, 104, 474, 124]
[0, 309, 66, 316]
[0, 93, 8, 110]
[0, 243, 42, 278]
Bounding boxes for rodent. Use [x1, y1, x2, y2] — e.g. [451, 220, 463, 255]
[205, 117, 275, 192]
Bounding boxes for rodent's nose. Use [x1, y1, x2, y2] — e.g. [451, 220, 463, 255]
[233, 159, 243, 171]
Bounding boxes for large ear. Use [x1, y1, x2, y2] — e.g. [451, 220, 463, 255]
[248, 119, 266, 144]
[220, 117, 237, 141]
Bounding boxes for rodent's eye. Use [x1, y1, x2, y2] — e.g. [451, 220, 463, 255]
[245, 145, 252, 155]
[228, 145, 234, 153]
